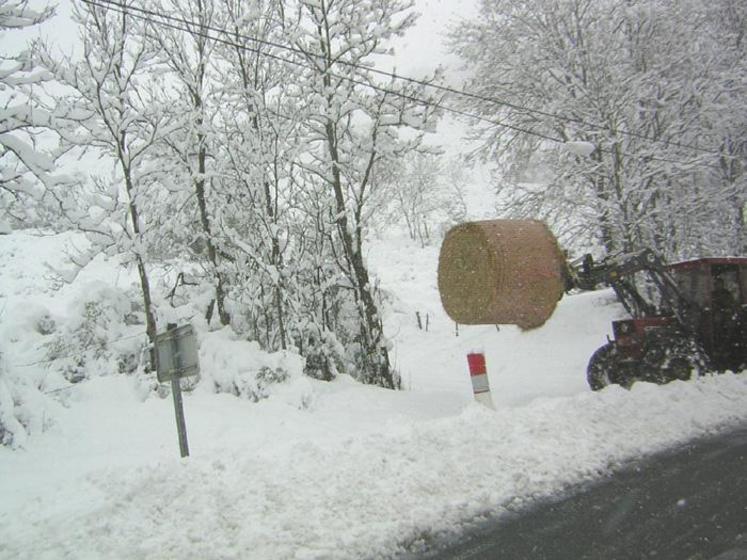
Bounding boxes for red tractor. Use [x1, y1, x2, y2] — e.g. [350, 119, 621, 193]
[568, 250, 747, 390]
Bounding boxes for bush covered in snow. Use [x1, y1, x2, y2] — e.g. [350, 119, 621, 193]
[0, 354, 22, 447]
[0, 300, 64, 448]
[300, 328, 346, 382]
[46, 282, 145, 383]
[0, 282, 150, 448]
[0, 343, 60, 449]
[198, 327, 305, 402]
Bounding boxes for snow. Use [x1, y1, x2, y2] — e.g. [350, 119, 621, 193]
[564, 141, 597, 158]
[1, 3, 746, 555]
[1, 230, 746, 559]
[197, 327, 307, 402]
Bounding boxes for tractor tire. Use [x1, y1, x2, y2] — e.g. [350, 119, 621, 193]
[640, 330, 710, 385]
[586, 343, 638, 391]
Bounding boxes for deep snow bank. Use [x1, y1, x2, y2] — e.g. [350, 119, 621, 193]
[1, 373, 745, 560]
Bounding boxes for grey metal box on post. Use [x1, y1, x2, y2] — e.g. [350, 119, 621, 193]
[155, 324, 200, 383]
[155, 323, 200, 458]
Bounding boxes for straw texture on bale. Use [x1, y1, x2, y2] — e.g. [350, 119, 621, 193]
[437, 220, 566, 330]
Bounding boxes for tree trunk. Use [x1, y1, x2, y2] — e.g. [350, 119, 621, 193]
[193, 49, 230, 326]
[194, 166, 229, 327]
[324, 119, 396, 388]
[123, 170, 157, 366]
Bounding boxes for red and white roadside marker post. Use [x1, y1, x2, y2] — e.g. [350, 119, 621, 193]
[467, 351, 494, 409]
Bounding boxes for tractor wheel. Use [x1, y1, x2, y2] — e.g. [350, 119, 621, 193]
[640, 330, 710, 384]
[586, 343, 638, 391]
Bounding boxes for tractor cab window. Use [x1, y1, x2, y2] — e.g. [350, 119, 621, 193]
[711, 266, 740, 308]
[672, 267, 708, 308]
[710, 265, 744, 372]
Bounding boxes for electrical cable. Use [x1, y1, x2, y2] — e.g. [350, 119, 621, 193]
[83, 0, 723, 157]
[80, 0, 566, 144]
[78, 0, 717, 168]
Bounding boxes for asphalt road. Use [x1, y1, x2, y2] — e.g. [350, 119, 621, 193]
[417, 424, 747, 560]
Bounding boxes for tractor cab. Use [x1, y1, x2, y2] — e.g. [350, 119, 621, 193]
[667, 258, 747, 372]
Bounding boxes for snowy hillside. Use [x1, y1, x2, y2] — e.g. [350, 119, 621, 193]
[1, 230, 746, 560]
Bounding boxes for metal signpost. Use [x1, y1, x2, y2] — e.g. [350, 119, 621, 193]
[155, 323, 200, 458]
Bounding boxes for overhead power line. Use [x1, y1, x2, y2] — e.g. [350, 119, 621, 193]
[83, 0, 722, 157]
[80, 0, 562, 143]
[79, 0, 718, 168]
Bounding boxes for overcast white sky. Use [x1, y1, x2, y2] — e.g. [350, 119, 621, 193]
[393, 0, 479, 79]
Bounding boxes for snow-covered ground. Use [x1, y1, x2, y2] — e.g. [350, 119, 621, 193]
[1, 230, 746, 560]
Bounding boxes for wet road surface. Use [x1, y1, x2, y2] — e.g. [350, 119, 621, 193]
[418, 424, 747, 560]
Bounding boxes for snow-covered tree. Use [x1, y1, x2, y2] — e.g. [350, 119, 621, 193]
[293, 0, 440, 387]
[450, 0, 746, 259]
[210, 0, 304, 349]
[141, 0, 233, 327]
[704, 0, 747, 254]
[376, 152, 468, 246]
[18, 0, 443, 391]
[38, 0, 171, 350]
[0, 1, 72, 228]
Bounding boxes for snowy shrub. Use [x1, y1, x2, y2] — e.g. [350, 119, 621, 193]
[252, 366, 290, 401]
[229, 365, 290, 402]
[36, 313, 56, 336]
[123, 286, 147, 327]
[3, 302, 57, 342]
[301, 329, 345, 382]
[0, 355, 59, 449]
[199, 327, 304, 402]
[46, 282, 145, 383]
[0, 358, 21, 447]
[0, 301, 67, 448]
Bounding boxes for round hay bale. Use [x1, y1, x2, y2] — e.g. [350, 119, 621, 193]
[437, 220, 566, 330]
